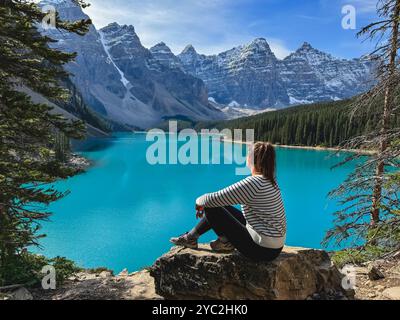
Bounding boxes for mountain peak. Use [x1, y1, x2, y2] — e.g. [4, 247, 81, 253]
[150, 42, 174, 55]
[247, 38, 270, 48]
[239, 37, 275, 59]
[149, 42, 183, 71]
[245, 38, 273, 54]
[39, 0, 89, 20]
[101, 22, 120, 33]
[104, 22, 120, 29]
[99, 22, 144, 56]
[295, 42, 329, 56]
[285, 41, 336, 65]
[151, 42, 169, 50]
[251, 37, 268, 45]
[300, 42, 313, 50]
[101, 23, 136, 34]
[181, 44, 197, 55]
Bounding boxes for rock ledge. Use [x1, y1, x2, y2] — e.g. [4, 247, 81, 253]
[150, 245, 348, 300]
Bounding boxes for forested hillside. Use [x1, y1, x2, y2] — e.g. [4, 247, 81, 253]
[196, 99, 395, 147]
[57, 78, 111, 133]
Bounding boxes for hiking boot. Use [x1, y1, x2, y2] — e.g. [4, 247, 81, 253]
[210, 238, 235, 253]
[170, 232, 198, 249]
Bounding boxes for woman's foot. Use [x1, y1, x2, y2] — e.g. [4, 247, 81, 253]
[210, 238, 235, 253]
[170, 232, 198, 249]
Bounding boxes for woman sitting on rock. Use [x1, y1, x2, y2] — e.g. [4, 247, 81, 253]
[170, 142, 286, 262]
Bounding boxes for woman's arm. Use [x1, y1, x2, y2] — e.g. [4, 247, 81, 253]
[196, 176, 258, 208]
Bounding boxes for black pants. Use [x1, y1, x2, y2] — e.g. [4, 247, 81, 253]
[194, 206, 282, 262]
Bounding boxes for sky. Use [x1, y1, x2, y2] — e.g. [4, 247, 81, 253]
[83, 0, 379, 59]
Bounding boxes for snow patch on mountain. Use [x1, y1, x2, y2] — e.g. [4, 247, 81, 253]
[220, 106, 275, 119]
[208, 99, 274, 119]
[289, 96, 314, 105]
[98, 30, 130, 88]
[228, 101, 241, 107]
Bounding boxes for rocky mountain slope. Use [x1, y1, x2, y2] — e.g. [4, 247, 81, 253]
[178, 40, 375, 109]
[22, 85, 109, 137]
[40, 0, 224, 129]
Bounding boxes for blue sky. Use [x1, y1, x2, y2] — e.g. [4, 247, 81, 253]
[84, 0, 379, 59]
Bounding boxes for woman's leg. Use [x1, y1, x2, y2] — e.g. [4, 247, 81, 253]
[205, 207, 282, 262]
[172, 206, 282, 262]
[189, 206, 245, 239]
[170, 206, 240, 249]
[171, 207, 242, 248]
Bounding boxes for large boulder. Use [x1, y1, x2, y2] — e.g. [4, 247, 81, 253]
[150, 245, 348, 300]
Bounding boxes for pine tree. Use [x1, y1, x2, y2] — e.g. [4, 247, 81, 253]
[324, 0, 400, 252]
[367, 1, 400, 223]
[0, 0, 91, 285]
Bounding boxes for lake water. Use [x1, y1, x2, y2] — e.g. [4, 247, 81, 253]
[36, 133, 355, 272]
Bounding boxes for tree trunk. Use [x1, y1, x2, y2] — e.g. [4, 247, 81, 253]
[371, 0, 400, 225]
[0, 204, 6, 285]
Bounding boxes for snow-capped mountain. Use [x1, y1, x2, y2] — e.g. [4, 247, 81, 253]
[39, 0, 224, 128]
[280, 42, 374, 104]
[39, 0, 375, 127]
[178, 38, 289, 108]
[178, 39, 375, 109]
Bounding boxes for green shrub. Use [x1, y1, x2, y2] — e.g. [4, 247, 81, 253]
[332, 245, 388, 267]
[49, 256, 83, 285]
[0, 251, 81, 287]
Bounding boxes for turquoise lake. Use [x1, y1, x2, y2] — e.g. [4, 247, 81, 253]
[37, 133, 355, 272]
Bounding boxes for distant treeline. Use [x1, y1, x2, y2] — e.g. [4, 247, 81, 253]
[59, 79, 111, 133]
[58, 79, 135, 134]
[194, 99, 399, 147]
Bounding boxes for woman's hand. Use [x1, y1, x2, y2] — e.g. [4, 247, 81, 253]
[196, 204, 205, 219]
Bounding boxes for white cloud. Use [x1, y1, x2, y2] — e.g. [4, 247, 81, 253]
[268, 39, 292, 59]
[83, 0, 291, 58]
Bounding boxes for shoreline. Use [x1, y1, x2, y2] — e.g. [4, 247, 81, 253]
[68, 153, 93, 171]
[134, 131, 375, 155]
[221, 138, 376, 155]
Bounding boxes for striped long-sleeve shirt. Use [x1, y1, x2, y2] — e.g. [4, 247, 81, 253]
[196, 175, 286, 249]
